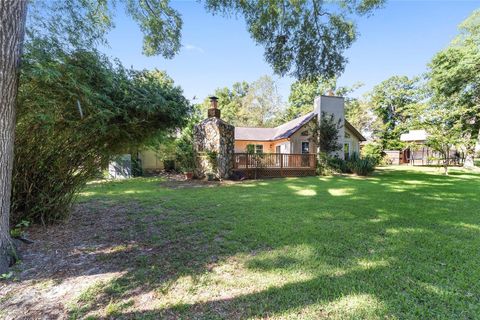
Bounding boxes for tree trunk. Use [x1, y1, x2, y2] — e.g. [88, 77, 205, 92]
[443, 147, 449, 176]
[0, 0, 28, 274]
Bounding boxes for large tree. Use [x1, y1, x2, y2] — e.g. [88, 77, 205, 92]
[368, 75, 422, 149]
[428, 10, 480, 168]
[0, 0, 385, 273]
[205, 0, 385, 80]
[199, 81, 250, 125]
[242, 76, 283, 127]
[202, 76, 283, 127]
[0, 0, 28, 275]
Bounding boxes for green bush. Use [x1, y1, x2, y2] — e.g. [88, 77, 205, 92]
[361, 142, 385, 164]
[317, 153, 376, 176]
[347, 155, 376, 176]
[12, 41, 190, 225]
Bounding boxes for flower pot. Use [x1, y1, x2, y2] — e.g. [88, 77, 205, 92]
[184, 172, 193, 180]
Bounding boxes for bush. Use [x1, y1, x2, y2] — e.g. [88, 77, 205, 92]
[361, 142, 384, 164]
[317, 153, 376, 176]
[12, 41, 190, 225]
[347, 155, 376, 176]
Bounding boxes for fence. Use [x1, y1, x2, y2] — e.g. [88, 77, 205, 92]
[233, 153, 317, 178]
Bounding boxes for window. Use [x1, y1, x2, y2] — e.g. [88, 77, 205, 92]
[247, 144, 264, 154]
[301, 142, 310, 154]
[344, 143, 350, 160]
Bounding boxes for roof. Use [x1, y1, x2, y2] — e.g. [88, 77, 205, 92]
[345, 120, 367, 142]
[235, 112, 316, 141]
[400, 130, 428, 142]
[235, 111, 366, 142]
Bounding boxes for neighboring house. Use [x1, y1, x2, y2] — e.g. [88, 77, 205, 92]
[399, 129, 461, 165]
[234, 95, 366, 160]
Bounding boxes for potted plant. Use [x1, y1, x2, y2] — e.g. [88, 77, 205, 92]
[183, 167, 194, 180]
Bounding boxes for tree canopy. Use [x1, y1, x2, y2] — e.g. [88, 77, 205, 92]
[200, 76, 283, 127]
[428, 9, 480, 167]
[368, 75, 422, 149]
[205, 0, 385, 79]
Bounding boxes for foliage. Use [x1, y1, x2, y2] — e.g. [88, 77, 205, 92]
[344, 98, 378, 138]
[242, 76, 284, 127]
[199, 82, 250, 125]
[347, 154, 376, 176]
[205, 0, 385, 80]
[174, 117, 198, 172]
[284, 76, 363, 120]
[368, 75, 423, 149]
[428, 9, 480, 167]
[317, 153, 376, 176]
[246, 144, 256, 154]
[205, 150, 218, 172]
[202, 76, 283, 127]
[361, 141, 385, 165]
[309, 112, 343, 154]
[28, 0, 182, 57]
[422, 102, 463, 175]
[12, 40, 189, 224]
[27, 0, 385, 81]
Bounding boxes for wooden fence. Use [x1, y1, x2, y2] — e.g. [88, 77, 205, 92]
[233, 153, 317, 178]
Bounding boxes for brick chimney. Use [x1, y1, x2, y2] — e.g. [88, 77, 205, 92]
[208, 96, 221, 118]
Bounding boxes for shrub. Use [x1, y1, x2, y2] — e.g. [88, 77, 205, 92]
[12, 41, 190, 225]
[317, 153, 349, 175]
[361, 142, 384, 164]
[347, 155, 376, 176]
[317, 153, 376, 176]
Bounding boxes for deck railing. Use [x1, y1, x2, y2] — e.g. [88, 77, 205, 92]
[234, 153, 316, 169]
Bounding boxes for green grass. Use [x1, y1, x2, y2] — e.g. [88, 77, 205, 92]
[72, 166, 480, 319]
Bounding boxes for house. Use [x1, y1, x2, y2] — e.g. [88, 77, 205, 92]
[234, 95, 366, 160]
[399, 129, 462, 165]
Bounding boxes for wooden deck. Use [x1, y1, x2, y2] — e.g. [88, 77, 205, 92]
[233, 153, 317, 179]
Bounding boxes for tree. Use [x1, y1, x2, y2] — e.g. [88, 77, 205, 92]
[428, 10, 480, 168]
[202, 76, 283, 127]
[423, 101, 463, 175]
[368, 76, 422, 150]
[242, 76, 283, 127]
[205, 0, 385, 79]
[12, 43, 190, 226]
[0, 0, 28, 275]
[198, 81, 250, 125]
[344, 98, 379, 138]
[309, 112, 343, 155]
[0, 0, 385, 273]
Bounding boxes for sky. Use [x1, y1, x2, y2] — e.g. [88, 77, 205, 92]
[102, 0, 480, 105]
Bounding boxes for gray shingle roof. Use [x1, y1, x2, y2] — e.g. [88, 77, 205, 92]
[235, 112, 316, 141]
[235, 111, 366, 142]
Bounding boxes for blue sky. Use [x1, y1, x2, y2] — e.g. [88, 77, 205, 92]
[102, 0, 480, 105]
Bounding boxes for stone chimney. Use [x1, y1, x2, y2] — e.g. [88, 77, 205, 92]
[207, 96, 221, 118]
[193, 96, 234, 179]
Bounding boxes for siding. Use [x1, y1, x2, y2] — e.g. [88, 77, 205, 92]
[138, 150, 165, 170]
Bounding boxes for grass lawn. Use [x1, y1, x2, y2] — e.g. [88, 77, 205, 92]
[4, 166, 480, 319]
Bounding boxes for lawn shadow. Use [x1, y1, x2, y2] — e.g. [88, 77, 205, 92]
[4, 167, 480, 319]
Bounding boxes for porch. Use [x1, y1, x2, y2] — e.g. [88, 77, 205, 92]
[233, 153, 317, 179]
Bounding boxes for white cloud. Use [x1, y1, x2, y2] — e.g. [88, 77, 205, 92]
[184, 44, 205, 54]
